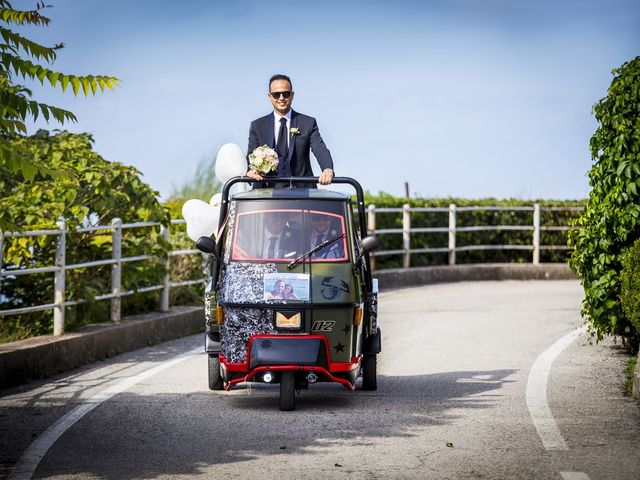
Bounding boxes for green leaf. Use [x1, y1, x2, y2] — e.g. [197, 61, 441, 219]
[47, 71, 59, 88]
[60, 75, 69, 92]
[81, 78, 90, 96]
[70, 76, 80, 96]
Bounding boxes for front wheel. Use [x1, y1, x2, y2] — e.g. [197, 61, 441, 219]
[362, 354, 377, 391]
[279, 371, 296, 411]
[208, 355, 223, 390]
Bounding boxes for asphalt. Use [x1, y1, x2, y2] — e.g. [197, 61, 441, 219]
[0, 263, 576, 388]
[1, 280, 639, 479]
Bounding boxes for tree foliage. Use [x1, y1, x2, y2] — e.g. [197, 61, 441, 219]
[568, 56, 640, 347]
[1, 130, 169, 230]
[0, 130, 170, 342]
[0, 0, 119, 230]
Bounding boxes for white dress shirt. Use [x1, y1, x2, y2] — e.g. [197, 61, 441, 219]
[263, 231, 282, 258]
[273, 110, 292, 148]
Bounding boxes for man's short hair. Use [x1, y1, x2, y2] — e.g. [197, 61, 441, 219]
[269, 74, 292, 91]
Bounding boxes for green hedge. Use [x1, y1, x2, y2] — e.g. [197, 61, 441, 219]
[621, 238, 640, 336]
[363, 192, 585, 270]
[568, 56, 640, 346]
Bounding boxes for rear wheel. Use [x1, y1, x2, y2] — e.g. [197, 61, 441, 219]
[279, 371, 296, 411]
[362, 354, 377, 391]
[208, 355, 223, 390]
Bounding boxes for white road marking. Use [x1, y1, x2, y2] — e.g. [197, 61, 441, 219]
[526, 324, 588, 451]
[9, 347, 202, 480]
[560, 472, 591, 480]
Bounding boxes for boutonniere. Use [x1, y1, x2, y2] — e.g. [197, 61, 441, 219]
[290, 127, 300, 136]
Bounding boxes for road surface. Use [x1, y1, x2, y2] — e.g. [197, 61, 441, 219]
[1, 280, 639, 479]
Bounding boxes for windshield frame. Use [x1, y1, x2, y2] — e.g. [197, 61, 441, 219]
[230, 205, 350, 264]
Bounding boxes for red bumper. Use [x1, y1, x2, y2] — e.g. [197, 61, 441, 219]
[220, 334, 360, 391]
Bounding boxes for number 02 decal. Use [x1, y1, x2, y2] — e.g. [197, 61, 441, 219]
[312, 321, 335, 332]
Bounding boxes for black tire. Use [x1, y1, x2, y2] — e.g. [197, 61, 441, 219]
[362, 354, 377, 391]
[279, 371, 296, 411]
[208, 355, 223, 391]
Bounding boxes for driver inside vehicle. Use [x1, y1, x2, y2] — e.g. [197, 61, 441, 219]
[234, 211, 299, 260]
[308, 213, 344, 259]
[261, 212, 298, 259]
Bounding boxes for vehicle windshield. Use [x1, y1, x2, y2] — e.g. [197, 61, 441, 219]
[230, 201, 348, 263]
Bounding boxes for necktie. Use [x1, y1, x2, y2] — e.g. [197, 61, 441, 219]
[268, 236, 278, 258]
[276, 117, 288, 158]
[313, 234, 326, 258]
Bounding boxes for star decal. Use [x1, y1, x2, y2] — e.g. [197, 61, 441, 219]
[341, 324, 351, 335]
[333, 342, 345, 353]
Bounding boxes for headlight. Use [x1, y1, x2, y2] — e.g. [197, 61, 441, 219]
[275, 311, 302, 329]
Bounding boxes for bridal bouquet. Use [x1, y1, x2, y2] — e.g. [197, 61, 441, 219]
[249, 145, 278, 174]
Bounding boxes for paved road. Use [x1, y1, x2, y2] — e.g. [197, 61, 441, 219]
[1, 280, 639, 479]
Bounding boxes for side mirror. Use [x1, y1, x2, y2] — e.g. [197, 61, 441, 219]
[196, 236, 216, 254]
[355, 235, 380, 267]
[360, 235, 380, 255]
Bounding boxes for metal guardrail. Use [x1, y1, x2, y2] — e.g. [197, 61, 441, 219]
[0, 219, 206, 335]
[366, 203, 582, 269]
[0, 203, 582, 337]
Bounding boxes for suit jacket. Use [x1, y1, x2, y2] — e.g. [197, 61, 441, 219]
[266, 229, 299, 259]
[247, 110, 333, 188]
[235, 227, 299, 260]
[307, 222, 345, 259]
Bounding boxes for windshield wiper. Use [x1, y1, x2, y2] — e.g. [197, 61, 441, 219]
[287, 234, 345, 269]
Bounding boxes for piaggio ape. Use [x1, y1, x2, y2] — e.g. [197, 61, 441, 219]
[195, 176, 380, 410]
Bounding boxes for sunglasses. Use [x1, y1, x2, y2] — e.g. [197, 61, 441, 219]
[270, 91, 292, 99]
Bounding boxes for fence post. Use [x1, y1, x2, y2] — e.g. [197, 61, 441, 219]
[111, 218, 122, 323]
[53, 218, 66, 336]
[367, 204, 376, 271]
[532, 203, 540, 265]
[403, 204, 411, 268]
[448, 204, 456, 265]
[161, 224, 170, 312]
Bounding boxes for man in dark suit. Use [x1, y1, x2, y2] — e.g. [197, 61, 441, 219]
[246, 74, 334, 187]
[308, 213, 345, 259]
[234, 211, 299, 260]
[260, 212, 298, 259]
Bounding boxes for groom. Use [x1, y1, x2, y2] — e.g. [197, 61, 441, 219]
[246, 74, 334, 187]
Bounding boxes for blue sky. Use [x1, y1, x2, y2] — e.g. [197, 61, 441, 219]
[19, 0, 640, 199]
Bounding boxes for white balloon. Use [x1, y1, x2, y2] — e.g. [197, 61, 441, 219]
[182, 199, 220, 242]
[209, 192, 222, 207]
[215, 143, 246, 184]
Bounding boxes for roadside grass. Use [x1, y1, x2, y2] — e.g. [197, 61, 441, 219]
[624, 354, 639, 405]
[624, 356, 635, 392]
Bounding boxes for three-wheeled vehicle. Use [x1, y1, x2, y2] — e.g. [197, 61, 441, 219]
[195, 176, 381, 410]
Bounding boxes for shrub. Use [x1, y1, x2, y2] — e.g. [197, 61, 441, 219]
[621, 238, 640, 337]
[0, 131, 170, 341]
[568, 56, 640, 345]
